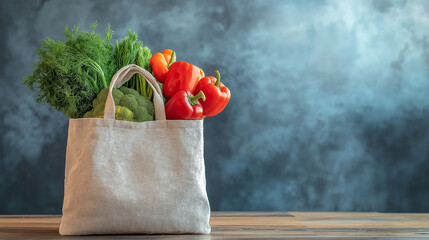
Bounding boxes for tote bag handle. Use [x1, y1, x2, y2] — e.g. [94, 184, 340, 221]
[104, 64, 166, 121]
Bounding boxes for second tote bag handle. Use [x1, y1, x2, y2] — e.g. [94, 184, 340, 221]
[104, 64, 166, 121]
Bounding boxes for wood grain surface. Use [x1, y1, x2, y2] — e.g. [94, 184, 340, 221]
[1, 212, 429, 239]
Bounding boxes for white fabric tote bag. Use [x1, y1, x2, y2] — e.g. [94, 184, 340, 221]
[59, 64, 211, 235]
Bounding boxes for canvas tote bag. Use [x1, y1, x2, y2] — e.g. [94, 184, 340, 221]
[59, 64, 211, 235]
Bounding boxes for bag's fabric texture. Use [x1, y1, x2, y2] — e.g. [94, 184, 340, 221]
[59, 64, 211, 235]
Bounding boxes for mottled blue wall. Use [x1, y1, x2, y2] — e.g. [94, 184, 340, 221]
[1, 0, 429, 214]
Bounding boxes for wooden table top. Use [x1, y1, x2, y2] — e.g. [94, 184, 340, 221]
[1, 212, 429, 239]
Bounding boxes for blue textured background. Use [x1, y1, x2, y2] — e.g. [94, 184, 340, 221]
[1, 0, 429, 214]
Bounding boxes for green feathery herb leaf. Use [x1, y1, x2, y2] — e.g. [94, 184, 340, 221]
[24, 24, 115, 118]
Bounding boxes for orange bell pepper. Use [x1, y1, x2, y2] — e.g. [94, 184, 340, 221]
[149, 49, 176, 83]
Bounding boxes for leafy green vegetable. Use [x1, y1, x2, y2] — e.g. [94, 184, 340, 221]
[24, 24, 116, 118]
[113, 30, 153, 99]
[83, 87, 154, 122]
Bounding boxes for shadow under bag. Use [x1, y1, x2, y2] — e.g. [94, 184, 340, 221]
[59, 64, 211, 235]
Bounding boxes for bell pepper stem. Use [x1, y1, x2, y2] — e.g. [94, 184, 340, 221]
[168, 51, 176, 68]
[215, 70, 221, 87]
[189, 90, 206, 105]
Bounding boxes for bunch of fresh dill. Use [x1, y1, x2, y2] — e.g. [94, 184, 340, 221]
[24, 24, 116, 118]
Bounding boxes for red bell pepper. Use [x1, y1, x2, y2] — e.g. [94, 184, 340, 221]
[195, 70, 231, 117]
[149, 49, 176, 83]
[163, 61, 205, 99]
[165, 90, 206, 120]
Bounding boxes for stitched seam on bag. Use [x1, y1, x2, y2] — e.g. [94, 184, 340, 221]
[71, 126, 203, 129]
[69, 124, 203, 129]
[69, 119, 203, 130]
